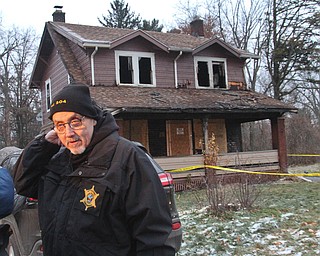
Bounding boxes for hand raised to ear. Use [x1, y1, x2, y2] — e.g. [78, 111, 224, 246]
[45, 130, 62, 146]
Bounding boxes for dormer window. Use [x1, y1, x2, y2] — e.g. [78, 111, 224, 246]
[194, 57, 227, 89]
[115, 51, 156, 86]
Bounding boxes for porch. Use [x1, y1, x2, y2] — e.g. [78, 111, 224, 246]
[154, 150, 281, 191]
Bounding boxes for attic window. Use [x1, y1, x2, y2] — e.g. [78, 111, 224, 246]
[194, 57, 227, 89]
[115, 51, 156, 86]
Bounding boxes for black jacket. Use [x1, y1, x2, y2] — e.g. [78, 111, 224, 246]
[14, 113, 173, 256]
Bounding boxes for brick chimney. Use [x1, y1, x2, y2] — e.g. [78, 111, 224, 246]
[190, 19, 204, 37]
[52, 6, 65, 22]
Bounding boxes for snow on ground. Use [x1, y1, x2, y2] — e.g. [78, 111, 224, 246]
[177, 207, 320, 256]
[176, 165, 320, 255]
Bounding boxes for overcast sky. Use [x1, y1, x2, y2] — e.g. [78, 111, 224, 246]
[0, 0, 180, 35]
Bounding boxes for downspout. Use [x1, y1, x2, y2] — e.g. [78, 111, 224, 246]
[174, 51, 183, 88]
[91, 47, 98, 85]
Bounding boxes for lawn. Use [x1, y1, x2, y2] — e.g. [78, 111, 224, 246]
[175, 178, 320, 255]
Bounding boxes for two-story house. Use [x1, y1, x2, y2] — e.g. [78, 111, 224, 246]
[29, 7, 296, 185]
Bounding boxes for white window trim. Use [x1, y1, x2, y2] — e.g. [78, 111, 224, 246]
[45, 78, 52, 112]
[194, 56, 228, 89]
[115, 50, 156, 87]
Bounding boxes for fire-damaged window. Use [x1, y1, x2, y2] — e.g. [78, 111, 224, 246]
[115, 51, 156, 86]
[194, 57, 227, 89]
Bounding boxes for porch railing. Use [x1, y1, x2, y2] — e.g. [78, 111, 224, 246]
[155, 150, 280, 191]
[154, 149, 279, 172]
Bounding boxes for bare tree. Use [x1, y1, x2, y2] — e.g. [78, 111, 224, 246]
[211, 0, 268, 92]
[293, 73, 320, 124]
[263, 0, 320, 100]
[173, 0, 219, 37]
[175, 0, 268, 91]
[286, 110, 320, 165]
[0, 26, 19, 146]
[0, 26, 41, 148]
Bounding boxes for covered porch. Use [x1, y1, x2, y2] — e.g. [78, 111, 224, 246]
[90, 86, 297, 179]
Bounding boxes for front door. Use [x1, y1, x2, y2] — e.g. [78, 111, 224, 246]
[148, 120, 167, 156]
[167, 120, 192, 156]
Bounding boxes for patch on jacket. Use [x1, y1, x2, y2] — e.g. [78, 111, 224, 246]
[80, 185, 100, 211]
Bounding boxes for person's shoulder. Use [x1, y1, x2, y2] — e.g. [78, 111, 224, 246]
[0, 166, 12, 179]
[0, 166, 14, 218]
[117, 137, 147, 154]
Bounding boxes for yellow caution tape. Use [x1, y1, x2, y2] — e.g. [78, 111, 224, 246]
[168, 165, 320, 177]
[288, 154, 320, 157]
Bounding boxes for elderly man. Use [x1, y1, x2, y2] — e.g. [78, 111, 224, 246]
[14, 84, 174, 256]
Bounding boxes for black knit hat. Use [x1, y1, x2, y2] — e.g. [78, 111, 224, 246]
[49, 84, 99, 120]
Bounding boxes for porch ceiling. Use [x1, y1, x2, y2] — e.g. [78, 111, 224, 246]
[89, 86, 297, 118]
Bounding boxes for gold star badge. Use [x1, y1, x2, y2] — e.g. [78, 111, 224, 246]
[80, 185, 100, 211]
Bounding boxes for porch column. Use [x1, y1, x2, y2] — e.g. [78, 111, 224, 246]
[271, 117, 288, 172]
[202, 117, 209, 153]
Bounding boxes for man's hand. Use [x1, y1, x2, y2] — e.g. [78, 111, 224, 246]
[45, 130, 61, 146]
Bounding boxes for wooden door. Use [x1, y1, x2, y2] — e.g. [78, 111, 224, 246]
[167, 120, 192, 156]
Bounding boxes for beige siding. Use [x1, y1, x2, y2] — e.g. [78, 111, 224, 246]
[92, 49, 116, 86]
[68, 40, 90, 82]
[175, 54, 196, 89]
[63, 36, 247, 89]
[41, 46, 69, 122]
[194, 44, 246, 84]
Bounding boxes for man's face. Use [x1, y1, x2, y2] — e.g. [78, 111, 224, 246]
[52, 112, 96, 155]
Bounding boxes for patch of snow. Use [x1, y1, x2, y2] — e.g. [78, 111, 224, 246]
[280, 212, 295, 220]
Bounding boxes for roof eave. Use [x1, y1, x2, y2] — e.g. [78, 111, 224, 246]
[109, 29, 169, 53]
[82, 41, 111, 48]
[28, 23, 51, 89]
[168, 47, 193, 52]
[110, 106, 296, 114]
[193, 37, 259, 59]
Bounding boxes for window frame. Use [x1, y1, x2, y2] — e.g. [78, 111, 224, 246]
[45, 78, 52, 112]
[194, 56, 228, 89]
[115, 50, 156, 87]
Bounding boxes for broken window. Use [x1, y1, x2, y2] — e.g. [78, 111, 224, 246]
[116, 51, 156, 86]
[197, 61, 210, 87]
[139, 57, 152, 84]
[119, 56, 133, 84]
[195, 57, 227, 89]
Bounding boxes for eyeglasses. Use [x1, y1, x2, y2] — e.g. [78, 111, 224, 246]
[54, 116, 86, 134]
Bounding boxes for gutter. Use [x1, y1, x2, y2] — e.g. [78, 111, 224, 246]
[91, 47, 98, 85]
[174, 51, 183, 88]
[110, 108, 126, 116]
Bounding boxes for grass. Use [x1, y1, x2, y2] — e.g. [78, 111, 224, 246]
[175, 179, 320, 255]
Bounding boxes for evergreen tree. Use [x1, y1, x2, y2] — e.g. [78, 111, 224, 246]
[98, 0, 141, 29]
[139, 19, 164, 32]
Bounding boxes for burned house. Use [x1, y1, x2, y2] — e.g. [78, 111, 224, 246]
[29, 7, 296, 182]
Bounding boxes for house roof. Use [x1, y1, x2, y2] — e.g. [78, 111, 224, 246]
[89, 86, 297, 119]
[30, 21, 295, 121]
[48, 22, 259, 57]
[29, 21, 258, 88]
